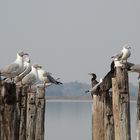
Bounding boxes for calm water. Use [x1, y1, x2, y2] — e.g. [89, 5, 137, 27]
[45, 100, 136, 140]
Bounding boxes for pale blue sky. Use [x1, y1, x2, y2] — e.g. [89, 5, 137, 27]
[0, 0, 139, 84]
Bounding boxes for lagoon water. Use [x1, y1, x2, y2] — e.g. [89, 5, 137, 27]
[45, 100, 136, 140]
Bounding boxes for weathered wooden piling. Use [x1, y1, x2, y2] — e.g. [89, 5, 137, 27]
[26, 91, 37, 140]
[92, 70, 114, 140]
[18, 87, 28, 140]
[0, 82, 18, 140]
[35, 87, 45, 140]
[91, 74, 105, 140]
[112, 66, 131, 140]
[136, 82, 140, 140]
[0, 81, 46, 140]
[92, 93, 105, 140]
[104, 91, 114, 140]
[92, 92, 114, 140]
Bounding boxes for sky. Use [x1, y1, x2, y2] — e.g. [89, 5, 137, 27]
[0, 0, 140, 85]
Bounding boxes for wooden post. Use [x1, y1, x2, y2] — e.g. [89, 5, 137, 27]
[0, 82, 18, 140]
[92, 94, 105, 140]
[18, 87, 27, 140]
[26, 91, 36, 140]
[136, 82, 140, 140]
[104, 91, 114, 140]
[112, 67, 131, 140]
[0, 83, 46, 140]
[92, 71, 115, 140]
[35, 87, 45, 140]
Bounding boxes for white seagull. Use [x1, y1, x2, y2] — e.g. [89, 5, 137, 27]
[0, 51, 29, 80]
[15, 56, 31, 83]
[111, 44, 131, 63]
[21, 64, 41, 88]
[37, 66, 62, 87]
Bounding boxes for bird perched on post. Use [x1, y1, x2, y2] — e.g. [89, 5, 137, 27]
[85, 73, 99, 98]
[37, 66, 62, 88]
[88, 73, 98, 87]
[21, 64, 41, 90]
[0, 51, 29, 81]
[111, 44, 131, 64]
[85, 78, 103, 98]
[15, 56, 31, 83]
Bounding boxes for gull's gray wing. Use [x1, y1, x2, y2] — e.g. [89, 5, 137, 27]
[18, 64, 31, 79]
[43, 72, 62, 84]
[1, 62, 20, 77]
[46, 74, 57, 83]
[22, 73, 36, 85]
[43, 71, 52, 77]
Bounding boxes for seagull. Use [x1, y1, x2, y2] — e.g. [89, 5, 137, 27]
[21, 64, 41, 89]
[0, 51, 29, 81]
[111, 44, 131, 63]
[15, 56, 31, 83]
[37, 66, 62, 88]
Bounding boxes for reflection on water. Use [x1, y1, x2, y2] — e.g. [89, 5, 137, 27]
[130, 101, 136, 140]
[45, 100, 136, 140]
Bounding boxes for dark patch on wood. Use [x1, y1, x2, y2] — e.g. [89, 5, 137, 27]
[1, 82, 16, 105]
[0, 82, 18, 140]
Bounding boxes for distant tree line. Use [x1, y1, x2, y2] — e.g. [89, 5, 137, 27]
[46, 81, 137, 99]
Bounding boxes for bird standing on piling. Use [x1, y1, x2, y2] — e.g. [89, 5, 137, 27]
[85, 78, 103, 98]
[37, 66, 62, 88]
[88, 73, 98, 87]
[15, 56, 31, 83]
[111, 44, 131, 63]
[21, 64, 41, 89]
[86, 73, 99, 98]
[0, 51, 29, 81]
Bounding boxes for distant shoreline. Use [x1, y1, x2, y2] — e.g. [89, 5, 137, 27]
[46, 96, 92, 100]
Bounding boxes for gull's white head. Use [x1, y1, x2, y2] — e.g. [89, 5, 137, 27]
[24, 56, 31, 63]
[17, 51, 29, 57]
[123, 44, 131, 50]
